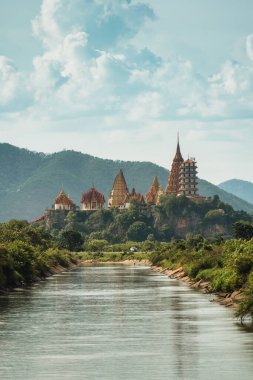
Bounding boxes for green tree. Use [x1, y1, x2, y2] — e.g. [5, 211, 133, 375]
[232, 221, 253, 240]
[59, 230, 84, 251]
[86, 239, 109, 252]
[126, 221, 151, 242]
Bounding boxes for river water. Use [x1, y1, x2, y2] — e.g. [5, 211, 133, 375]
[0, 264, 253, 380]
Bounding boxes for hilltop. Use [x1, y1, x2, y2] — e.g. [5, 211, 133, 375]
[0, 143, 253, 221]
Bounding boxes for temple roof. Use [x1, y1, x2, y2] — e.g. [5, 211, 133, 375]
[30, 212, 48, 224]
[108, 169, 129, 207]
[81, 187, 105, 204]
[174, 137, 184, 162]
[54, 190, 74, 206]
[112, 169, 129, 192]
[146, 176, 160, 204]
[124, 188, 145, 204]
[183, 158, 196, 164]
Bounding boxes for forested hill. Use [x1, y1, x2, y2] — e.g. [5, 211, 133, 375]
[219, 179, 253, 205]
[0, 143, 253, 221]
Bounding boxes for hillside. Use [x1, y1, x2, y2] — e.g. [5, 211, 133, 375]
[219, 179, 253, 205]
[0, 143, 253, 221]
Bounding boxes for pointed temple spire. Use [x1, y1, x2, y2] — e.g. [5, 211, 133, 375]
[108, 169, 129, 208]
[166, 135, 184, 195]
[146, 176, 163, 205]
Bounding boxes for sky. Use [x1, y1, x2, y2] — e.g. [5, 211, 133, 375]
[1, 0, 253, 184]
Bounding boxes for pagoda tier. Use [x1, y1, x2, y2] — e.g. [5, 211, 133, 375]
[146, 176, 163, 205]
[179, 159, 199, 196]
[166, 138, 184, 195]
[81, 187, 105, 211]
[53, 190, 75, 211]
[108, 169, 129, 208]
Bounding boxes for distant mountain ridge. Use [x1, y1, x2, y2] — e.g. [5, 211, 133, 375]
[219, 179, 253, 205]
[0, 143, 253, 222]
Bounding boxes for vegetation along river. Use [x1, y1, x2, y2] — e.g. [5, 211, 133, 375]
[0, 264, 253, 380]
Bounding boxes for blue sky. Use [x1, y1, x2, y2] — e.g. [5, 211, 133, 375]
[0, 0, 253, 184]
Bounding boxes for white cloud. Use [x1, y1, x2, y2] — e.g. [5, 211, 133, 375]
[32, 0, 63, 49]
[1, 0, 253, 128]
[0, 56, 31, 111]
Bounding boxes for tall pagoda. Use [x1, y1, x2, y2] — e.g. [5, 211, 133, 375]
[179, 158, 198, 197]
[108, 169, 129, 208]
[166, 135, 184, 195]
[146, 176, 163, 205]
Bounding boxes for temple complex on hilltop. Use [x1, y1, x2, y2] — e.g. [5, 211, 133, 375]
[108, 169, 129, 208]
[81, 187, 105, 210]
[166, 135, 184, 195]
[31, 135, 203, 224]
[146, 176, 164, 205]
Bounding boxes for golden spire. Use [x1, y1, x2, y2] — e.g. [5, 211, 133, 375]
[108, 169, 129, 208]
[146, 176, 160, 205]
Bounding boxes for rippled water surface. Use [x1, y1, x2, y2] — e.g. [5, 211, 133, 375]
[0, 264, 253, 379]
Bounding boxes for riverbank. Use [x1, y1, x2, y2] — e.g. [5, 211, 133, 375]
[81, 257, 243, 309]
[0, 259, 81, 294]
[151, 265, 243, 308]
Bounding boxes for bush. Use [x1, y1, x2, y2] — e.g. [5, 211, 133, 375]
[59, 230, 84, 251]
[126, 222, 151, 242]
[236, 272, 253, 318]
[233, 221, 253, 240]
[196, 267, 242, 292]
[85, 239, 109, 252]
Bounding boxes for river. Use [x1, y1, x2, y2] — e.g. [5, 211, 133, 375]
[0, 264, 253, 379]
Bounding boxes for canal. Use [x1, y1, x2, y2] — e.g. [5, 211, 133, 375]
[0, 264, 253, 379]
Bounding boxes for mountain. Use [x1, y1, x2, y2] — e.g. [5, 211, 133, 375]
[0, 143, 253, 222]
[219, 179, 253, 205]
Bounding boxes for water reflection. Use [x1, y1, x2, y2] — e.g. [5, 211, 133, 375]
[0, 265, 253, 380]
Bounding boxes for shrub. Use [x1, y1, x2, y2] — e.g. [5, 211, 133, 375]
[236, 272, 253, 318]
[85, 239, 109, 252]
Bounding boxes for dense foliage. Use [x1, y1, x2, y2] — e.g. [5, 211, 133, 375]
[0, 220, 77, 290]
[0, 143, 253, 222]
[148, 236, 253, 319]
[45, 195, 252, 244]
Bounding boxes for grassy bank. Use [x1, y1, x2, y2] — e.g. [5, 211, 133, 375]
[79, 237, 253, 319]
[0, 220, 78, 291]
[148, 238, 253, 319]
